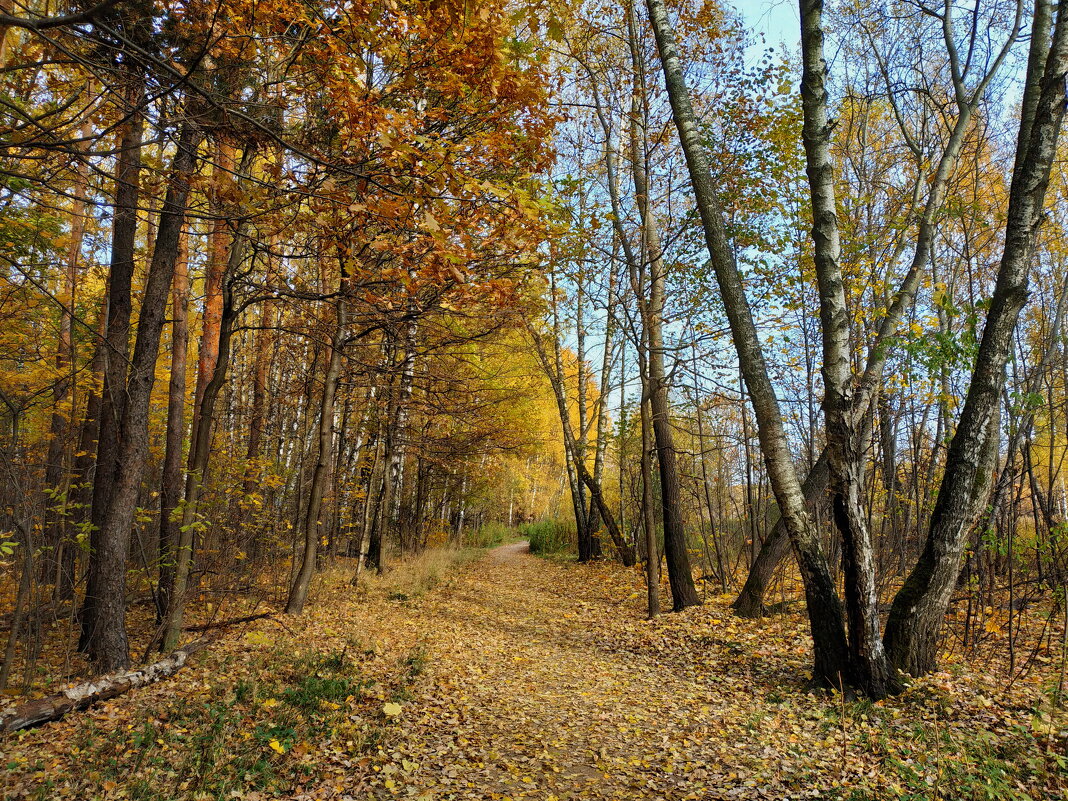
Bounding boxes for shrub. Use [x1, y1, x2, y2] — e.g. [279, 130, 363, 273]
[521, 520, 575, 555]
[465, 521, 513, 548]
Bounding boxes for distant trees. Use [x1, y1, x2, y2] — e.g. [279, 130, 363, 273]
[0, 0, 557, 680]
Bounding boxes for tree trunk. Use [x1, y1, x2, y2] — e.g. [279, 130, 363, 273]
[382, 319, 417, 550]
[157, 230, 190, 621]
[530, 325, 635, 566]
[587, 255, 618, 554]
[645, 0, 850, 687]
[65, 307, 107, 603]
[732, 452, 830, 616]
[731, 0, 1011, 619]
[1, 639, 209, 733]
[574, 273, 598, 558]
[88, 117, 202, 671]
[640, 392, 661, 618]
[549, 270, 590, 557]
[161, 225, 247, 650]
[160, 147, 255, 650]
[41, 119, 91, 595]
[243, 245, 277, 561]
[193, 139, 235, 428]
[286, 283, 347, 614]
[800, 0, 897, 698]
[693, 351, 727, 594]
[81, 78, 144, 652]
[626, 1, 698, 609]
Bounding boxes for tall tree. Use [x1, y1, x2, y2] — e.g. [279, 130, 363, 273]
[799, 0, 897, 698]
[88, 115, 202, 670]
[645, 0, 851, 687]
[885, 0, 1068, 676]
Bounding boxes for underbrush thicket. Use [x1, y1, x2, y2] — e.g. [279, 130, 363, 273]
[358, 546, 483, 600]
[464, 521, 516, 549]
[522, 520, 576, 555]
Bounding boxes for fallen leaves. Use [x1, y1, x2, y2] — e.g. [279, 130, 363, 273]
[3, 542, 1067, 800]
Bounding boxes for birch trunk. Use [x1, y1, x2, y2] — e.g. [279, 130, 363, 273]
[645, 0, 850, 686]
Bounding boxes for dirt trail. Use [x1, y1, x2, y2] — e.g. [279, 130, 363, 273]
[365, 542, 776, 800]
[6, 543, 1054, 800]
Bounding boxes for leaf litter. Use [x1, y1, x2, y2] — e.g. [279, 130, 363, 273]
[3, 541, 1068, 799]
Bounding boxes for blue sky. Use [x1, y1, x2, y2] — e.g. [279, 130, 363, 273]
[736, 0, 799, 59]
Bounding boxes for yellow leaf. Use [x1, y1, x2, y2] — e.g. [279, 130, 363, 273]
[269, 739, 285, 754]
[382, 702, 403, 717]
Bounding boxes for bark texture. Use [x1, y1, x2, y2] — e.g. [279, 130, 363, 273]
[81, 81, 144, 651]
[646, 0, 850, 687]
[885, 0, 1068, 676]
[88, 118, 202, 671]
[800, 0, 898, 698]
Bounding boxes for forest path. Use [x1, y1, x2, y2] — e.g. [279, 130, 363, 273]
[8, 543, 1046, 800]
[363, 542, 795, 800]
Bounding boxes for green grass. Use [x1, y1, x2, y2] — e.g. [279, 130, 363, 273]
[521, 520, 575, 555]
[19, 643, 424, 801]
[831, 697, 1064, 800]
[465, 521, 516, 548]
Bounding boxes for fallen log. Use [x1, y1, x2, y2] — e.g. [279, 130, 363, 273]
[0, 638, 210, 733]
[183, 612, 272, 632]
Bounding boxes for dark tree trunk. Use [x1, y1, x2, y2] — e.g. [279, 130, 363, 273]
[287, 279, 347, 614]
[157, 232, 189, 621]
[80, 78, 145, 652]
[41, 122, 90, 596]
[87, 118, 202, 672]
[732, 452, 829, 617]
[65, 307, 108, 602]
[625, 9, 699, 609]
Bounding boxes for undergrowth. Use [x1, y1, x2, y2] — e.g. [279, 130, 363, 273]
[465, 521, 516, 548]
[360, 546, 482, 601]
[522, 520, 575, 555]
[813, 682, 1066, 799]
[840, 717, 1060, 800]
[5, 641, 423, 801]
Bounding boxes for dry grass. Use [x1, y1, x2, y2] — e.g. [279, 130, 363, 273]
[313, 546, 485, 603]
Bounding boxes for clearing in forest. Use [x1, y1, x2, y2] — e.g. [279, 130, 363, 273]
[3, 543, 1066, 800]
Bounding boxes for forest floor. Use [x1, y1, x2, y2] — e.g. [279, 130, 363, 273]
[3, 542, 1068, 800]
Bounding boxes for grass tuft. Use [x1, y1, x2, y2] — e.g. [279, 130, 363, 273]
[521, 520, 575, 555]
